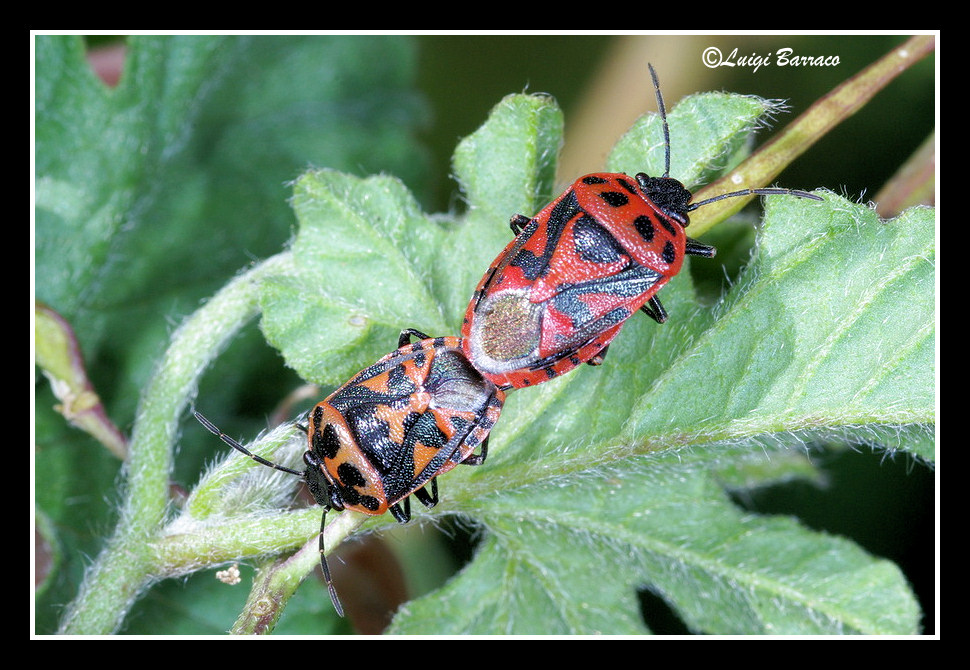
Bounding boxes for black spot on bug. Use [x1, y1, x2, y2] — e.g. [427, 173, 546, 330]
[339, 484, 380, 512]
[573, 216, 624, 264]
[337, 461, 367, 489]
[600, 306, 633, 327]
[659, 217, 678, 236]
[384, 364, 411, 393]
[662, 241, 677, 264]
[314, 422, 342, 460]
[359, 495, 381, 511]
[598, 191, 629, 208]
[312, 404, 326, 425]
[511, 248, 547, 281]
[334, 463, 382, 512]
[615, 177, 638, 195]
[581, 175, 609, 185]
[634, 215, 655, 243]
[512, 192, 583, 281]
[549, 264, 662, 330]
[447, 414, 472, 433]
[329, 382, 393, 411]
[464, 433, 481, 448]
[342, 403, 404, 466]
[405, 412, 447, 452]
[478, 409, 498, 430]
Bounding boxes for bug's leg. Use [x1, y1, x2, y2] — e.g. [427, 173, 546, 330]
[639, 241, 712, 324]
[509, 214, 531, 234]
[587, 345, 610, 366]
[413, 477, 440, 509]
[399, 328, 431, 347]
[461, 437, 489, 466]
[640, 295, 668, 324]
[458, 386, 502, 466]
[317, 507, 345, 617]
[390, 496, 412, 524]
[471, 266, 500, 313]
[685, 238, 716, 258]
[295, 408, 313, 435]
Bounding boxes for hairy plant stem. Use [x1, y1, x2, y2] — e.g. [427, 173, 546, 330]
[58, 252, 294, 634]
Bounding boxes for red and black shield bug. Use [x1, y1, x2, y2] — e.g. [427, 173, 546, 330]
[461, 64, 822, 389]
[196, 328, 505, 616]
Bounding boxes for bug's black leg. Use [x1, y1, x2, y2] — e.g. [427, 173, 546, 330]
[509, 214, 531, 234]
[317, 507, 345, 617]
[461, 437, 489, 466]
[471, 266, 500, 312]
[685, 238, 716, 258]
[413, 478, 439, 509]
[640, 295, 668, 324]
[399, 328, 431, 347]
[390, 497, 412, 524]
[587, 345, 610, 366]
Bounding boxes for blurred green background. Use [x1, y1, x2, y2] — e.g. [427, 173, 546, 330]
[415, 35, 934, 212]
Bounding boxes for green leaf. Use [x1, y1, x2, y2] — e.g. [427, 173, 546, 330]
[444, 94, 564, 321]
[624, 197, 935, 454]
[262, 170, 450, 384]
[390, 447, 920, 635]
[36, 35, 229, 315]
[452, 93, 564, 224]
[35, 35, 427, 418]
[608, 91, 774, 187]
[260, 94, 564, 383]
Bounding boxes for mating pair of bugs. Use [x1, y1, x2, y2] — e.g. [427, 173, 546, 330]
[196, 64, 822, 617]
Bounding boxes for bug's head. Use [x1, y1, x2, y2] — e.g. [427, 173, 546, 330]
[635, 172, 692, 227]
[645, 63, 822, 226]
[301, 450, 336, 509]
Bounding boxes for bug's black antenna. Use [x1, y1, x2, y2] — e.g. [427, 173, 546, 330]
[688, 187, 824, 211]
[194, 411, 303, 476]
[194, 411, 346, 617]
[646, 63, 823, 210]
[647, 63, 671, 179]
[317, 509, 345, 617]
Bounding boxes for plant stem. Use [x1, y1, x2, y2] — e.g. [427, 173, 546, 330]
[691, 35, 936, 235]
[230, 538, 322, 634]
[57, 252, 294, 634]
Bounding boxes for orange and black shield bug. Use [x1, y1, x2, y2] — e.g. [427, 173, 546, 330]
[196, 329, 505, 616]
